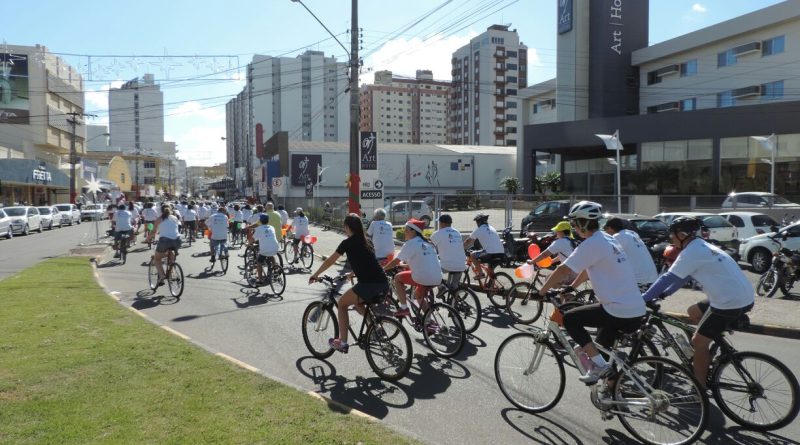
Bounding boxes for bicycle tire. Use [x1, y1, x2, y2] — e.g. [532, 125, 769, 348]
[287, 243, 299, 265]
[245, 259, 260, 288]
[486, 271, 514, 308]
[300, 244, 314, 269]
[613, 356, 709, 445]
[438, 286, 481, 333]
[120, 239, 127, 264]
[365, 316, 412, 382]
[756, 269, 780, 298]
[220, 255, 229, 274]
[422, 302, 466, 358]
[494, 332, 565, 413]
[147, 258, 159, 290]
[168, 263, 184, 298]
[269, 261, 287, 296]
[711, 351, 800, 431]
[301, 302, 339, 359]
[505, 282, 543, 325]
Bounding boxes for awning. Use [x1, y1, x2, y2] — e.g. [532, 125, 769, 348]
[0, 159, 70, 188]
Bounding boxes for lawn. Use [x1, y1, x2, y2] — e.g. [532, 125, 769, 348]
[0, 257, 419, 445]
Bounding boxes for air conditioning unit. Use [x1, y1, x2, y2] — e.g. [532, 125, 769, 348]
[655, 64, 679, 77]
[733, 42, 761, 57]
[654, 102, 680, 112]
[731, 85, 761, 99]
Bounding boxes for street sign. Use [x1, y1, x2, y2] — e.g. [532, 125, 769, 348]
[361, 190, 382, 200]
[305, 179, 313, 198]
[374, 179, 383, 190]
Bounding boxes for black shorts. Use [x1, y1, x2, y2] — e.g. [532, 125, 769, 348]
[257, 254, 282, 266]
[185, 221, 196, 230]
[352, 281, 390, 305]
[156, 237, 181, 253]
[695, 300, 754, 339]
[114, 230, 133, 241]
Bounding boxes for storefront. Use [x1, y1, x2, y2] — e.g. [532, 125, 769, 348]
[0, 159, 70, 206]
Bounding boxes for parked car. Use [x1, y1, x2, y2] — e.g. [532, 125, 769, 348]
[80, 204, 106, 221]
[654, 212, 738, 245]
[720, 212, 780, 240]
[37, 206, 61, 230]
[387, 200, 433, 227]
[520, 200, 571, 234]
[629, 218, 670, 245]
[721, 192, 800, 208]
[739, 222, 800, 273]
[0, 208, 12, 239]
[55, 203, 81, 226]
[4, 206, 42, 235]
[598, 213, 641, 231]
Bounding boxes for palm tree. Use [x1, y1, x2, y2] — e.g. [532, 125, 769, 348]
[499, 176, 521, 195]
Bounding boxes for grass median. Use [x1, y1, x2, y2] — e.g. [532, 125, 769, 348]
[0, 257, 418, 445]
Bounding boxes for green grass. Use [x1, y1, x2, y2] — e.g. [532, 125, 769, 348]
[0, 257, 419, 445]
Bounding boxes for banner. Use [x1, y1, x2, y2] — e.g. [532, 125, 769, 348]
[0, 53, 30, 124]
[291, 154, 321, 187]
[558, 0, 573, 34]
[360, 132, 377, 170]
[359, 132, 380, 217]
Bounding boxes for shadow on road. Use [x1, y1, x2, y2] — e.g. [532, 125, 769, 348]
[231, 288, 283, 309]
[131, 289, 180, 309]
[481, 306, 517, 330]
[501, 408, 587, 445]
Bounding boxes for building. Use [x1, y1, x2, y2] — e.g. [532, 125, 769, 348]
[83, 149, 177, 198]
[517, 79, 558, 180]
[225, 50, 349, 194]
[109, 74, 165, 155]
[0, 44, 84, 206]
[86, 124, 110, 151]
[523, 0, 800, 200]
[449, 25, 528, 147]
[359, 70, 450, 144]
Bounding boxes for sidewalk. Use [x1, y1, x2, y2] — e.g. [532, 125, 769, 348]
[308, 223, 800, 339]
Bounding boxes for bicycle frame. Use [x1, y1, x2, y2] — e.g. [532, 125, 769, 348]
[315, 286, 377, 345]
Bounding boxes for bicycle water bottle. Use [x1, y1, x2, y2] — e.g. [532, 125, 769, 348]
[574, 346, 594, 372]
[675, 335, 694, 358]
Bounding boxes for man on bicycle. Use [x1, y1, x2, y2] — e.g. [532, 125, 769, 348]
[463, 213, 505, 279]
[642, 216, 754, 388]
[112, 204, 133, 258]
[538, 201, 646, 384]
[431, 214, 466, 290]
[604, 217, 658, 291]
[252, 214, 281, 284]
[208, 207, 230, 263]
[289, 208, 309, 264]
[366, 208, 395, 262]
[183, 203, 198, 241]
[265, 203, 283, 245]
[148, 205, 182, 286]
[384, 219, 442, 317]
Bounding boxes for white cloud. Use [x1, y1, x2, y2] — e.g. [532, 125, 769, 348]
[85, 81, 123, 126]
[171, 100, 225, 121]
[692, 3, 707, 13]
[363, 33, 476, 82]
[172, 123, 227, 166]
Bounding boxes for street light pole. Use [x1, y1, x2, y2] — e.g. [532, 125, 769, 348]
[66, 112, 96, 204]
[595, 130, 623, 213]
[751, 133, 776, 195]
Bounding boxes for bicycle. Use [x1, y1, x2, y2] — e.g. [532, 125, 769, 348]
[435, 271, 482, 333]
[243, 251, 286, 296]
[302, 275, 412, 382]
[495, 289, 709, 445]
[147, 244, 184, 298]
[117, 232, 130, 264]
[143, 221, 155, 250]
[385, 268, 466, 359]
[287, 238, 314, 269]
[229, 222, 245, 249]
[636, 298, 799, 431]
[463, 251, 515, 308]
[210, 239, 229, 275]
[280, 225, 292, 255]
[505, 265, 596, 325]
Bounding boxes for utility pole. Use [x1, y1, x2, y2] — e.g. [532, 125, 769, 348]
[348, 0, 360, 214]
[66, 112, 96, 204]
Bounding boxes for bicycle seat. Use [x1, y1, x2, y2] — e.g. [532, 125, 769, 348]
[485, 255, 507, 268]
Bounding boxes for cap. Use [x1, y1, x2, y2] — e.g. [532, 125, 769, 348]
[295, 207, 303, 213]
[438, 214, 453, 224]
[405, 218, 426, 236]
[551, 220, 571, 232]
[259, 214, 269, 224]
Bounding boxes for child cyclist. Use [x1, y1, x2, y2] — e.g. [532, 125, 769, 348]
[383, 219, 442, 317]
[252, 214, 282, 283]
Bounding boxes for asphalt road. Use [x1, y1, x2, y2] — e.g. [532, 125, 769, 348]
[92, 227, 800, 445]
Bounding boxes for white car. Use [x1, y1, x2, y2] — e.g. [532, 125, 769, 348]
[55, 203, 81, 226]
[722, 192, 800, 208]
[720, 212, 779, 241]
[739, 222, 800, 273]
[0, 208, 12, 239]
[4, 206, 43, 235]
[80, 204, 106, 221]
[653, 212, 738, 245]
[387, 200, 433, 227]
[37, 206, 62, 230]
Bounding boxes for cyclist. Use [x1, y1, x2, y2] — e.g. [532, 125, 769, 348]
[128, 201, 140, 241]
[277, 205, 289, 228]
[384, 219, 442, 317]
[242, 204, 253, 224]
[183, 203, 198, 241]
[463, 213, 505, 279]
[142, 202, 158, 239]
[112, 204, 133, 258]
[366, 208, 395, 262]
[264, 203, 284, 245]
[147, 205, 182, 286]
[207, 207, 230, 263]
[310, 214, 390, 353]
[604, 217, 658, 291]
[642, 216, 754, 388]
[289, 207, 310, 264]
[249, 205, 265, 225]
[430, 214, 466, 289]
[537, 201, 646, 384]
[252, 214, 282, 284]
[229, 204, 244, 241]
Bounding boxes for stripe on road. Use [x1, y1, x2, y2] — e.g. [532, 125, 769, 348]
[161, 325, 191, 340]
[215, 352, 261, 373]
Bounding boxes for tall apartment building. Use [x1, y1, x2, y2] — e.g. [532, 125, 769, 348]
[449, 25, 528, 147]
[109, 74, 165, 155]
[359, 70, 450, 144]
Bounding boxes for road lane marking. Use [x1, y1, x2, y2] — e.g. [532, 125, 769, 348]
[215, 352, 261, 373]
[307, 391, 378, 421]
[127, 306, 148, 318]
[161, 325, 191, 340]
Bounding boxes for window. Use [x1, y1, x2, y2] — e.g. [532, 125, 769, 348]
[762, 80, 784, 100]
[680, 59, 698, 77]
[533, 104, 539, 114]
[762, 36, 785, 56]
[506, 114, 517, 121]
[491, 37, 505, 44]
[121, 173, 126, 183]
[717, 49, 736, 67]
[506, 88, 517, 96]
[507, 63, 517, 70]
[507, 101, 517, 108]
[507, 76, 517, 83]
[507, 50, 517, 58]
[717, 91, 734, 108]
[647, 71, 661, 85]
[680, 98, 696, 111]
[726, 215, 745, 228]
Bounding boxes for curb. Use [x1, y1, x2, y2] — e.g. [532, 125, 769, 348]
[663, 311, 800, 340]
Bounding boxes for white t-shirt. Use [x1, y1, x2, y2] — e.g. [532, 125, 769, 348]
[176, 205, 187, 219]
[431, 226, 466, 272]
[563, 231, 645, 318]
[278, 210, 289, 226]
[114, 210, 132, 231]
[233, 210, 244, 223]
[469, 224, 504, 254]
[130, 207, 140, 221]
[197, 206, 208, 220]
[207, 213, 229, 241]
[253, 225, 280, 256]
[183, 209, 198, 222]
[367, 220, 395, 259]
[397, 236, 443, 286]
[157, 215, 181, 239]
[614, 229, 658, 285]
[293, 216, 310, 237]
[242, 208, 253, 221]
[249, 212, 263, 225]
[545, 237, 575, 262]
[142, 207, 159, 222]
[669, 238, 754, 310]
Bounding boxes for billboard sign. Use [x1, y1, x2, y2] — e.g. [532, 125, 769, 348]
[291, 154, 321, 187]
[558, 0, 573, 34]
[360, 131, 377, 170]
[0, 53, 30, 124]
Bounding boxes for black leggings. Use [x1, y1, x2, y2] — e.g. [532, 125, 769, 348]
[563, 303, 643, 350]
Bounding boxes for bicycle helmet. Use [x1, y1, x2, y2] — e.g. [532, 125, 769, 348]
[669, 216, 701, 236]
[259, 214, 269, 225]
[473, 213, 489, 225]
[567, 201, 603, 220]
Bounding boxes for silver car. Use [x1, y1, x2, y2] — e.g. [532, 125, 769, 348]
[37, 206, 62, 230]
[0, 208, 12, 239]
[5, 206, 43, 235]
[55, 203, 81, 226]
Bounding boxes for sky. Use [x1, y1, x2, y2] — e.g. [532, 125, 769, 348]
[3, 0, 787, 166]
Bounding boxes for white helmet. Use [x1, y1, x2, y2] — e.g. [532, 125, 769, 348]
[568, 201, 603, 220]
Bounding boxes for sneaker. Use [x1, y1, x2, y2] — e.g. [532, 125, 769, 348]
[425, 321, 440, 336]
[209, 257, 216, 263]
[328, 338, 349, 354]
[393, 307, 411, 318]
[579, 363, 613, 385]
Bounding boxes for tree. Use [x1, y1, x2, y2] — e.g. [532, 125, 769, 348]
[499, 176, 521, 195]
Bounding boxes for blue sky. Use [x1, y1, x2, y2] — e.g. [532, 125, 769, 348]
[3, 0, 786, 166]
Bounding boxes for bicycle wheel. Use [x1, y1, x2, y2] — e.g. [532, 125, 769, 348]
[756, 268, 781, 298]
[301, 301, 339, 359]
[422, 302, 466, 358]
[300, 243, 314, 269]
[485, 271, 514, 308]
[245, 259, 260, 288]
[438, 287, 481, 333]
[120, 239, 127, 264]
[495, 332, 565, 413]
[365, 316, 412, 382]
[287, 243, 298, 265]
[147, 258, 159, 290]
[505, 282, 543, 325]
[574, 289, 597, 304]
[613, 356, 709, 445]
[220, 254, 229, 274]
[167, 263, 184, 298]
[269, 261, 287, 296]
[711, 351, 799, 431]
